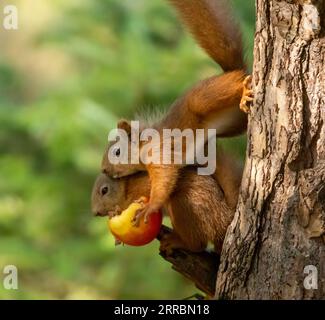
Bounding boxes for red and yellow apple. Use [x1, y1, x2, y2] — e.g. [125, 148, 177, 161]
[108, 199, 162, 246]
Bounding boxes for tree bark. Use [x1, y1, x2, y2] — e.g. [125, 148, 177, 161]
[215, 0, 325, 299]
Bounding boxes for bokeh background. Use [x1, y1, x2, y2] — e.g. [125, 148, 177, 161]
[0, 0, 255, 299]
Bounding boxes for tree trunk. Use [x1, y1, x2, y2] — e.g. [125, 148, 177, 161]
[215, 0, 325, 299]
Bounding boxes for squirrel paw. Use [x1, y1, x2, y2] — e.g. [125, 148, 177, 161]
[240, 75, 253, 114]
[132, 202, 158, 226]
[133, 197, 148, 205]
[159, 232, 185, 256]
[108, 205, 122, 218]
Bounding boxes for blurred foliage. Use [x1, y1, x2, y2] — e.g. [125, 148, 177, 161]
[0, 0, 255, 299]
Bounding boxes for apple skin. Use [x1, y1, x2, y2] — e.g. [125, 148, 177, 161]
[108, 202, 162, 246]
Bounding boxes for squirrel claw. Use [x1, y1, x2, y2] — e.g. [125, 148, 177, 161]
[132, 199, 147, 226]
[132, 203, 157, 227]
[108, 210, 119, 218]
[134, 197, 147, 205]
[159, 232, 184, 256]
[115, 205, 122, 213]
[240, 75, 253, 114]
[132, 211, 143, 227]
[108, 205, 122, 219]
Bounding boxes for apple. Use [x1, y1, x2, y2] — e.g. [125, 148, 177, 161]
[108, 199, 162, 246]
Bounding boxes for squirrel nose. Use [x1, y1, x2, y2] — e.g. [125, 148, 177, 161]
[94, 211, 106, 217]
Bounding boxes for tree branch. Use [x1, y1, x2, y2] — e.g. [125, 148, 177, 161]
[157, 225, 219, 297]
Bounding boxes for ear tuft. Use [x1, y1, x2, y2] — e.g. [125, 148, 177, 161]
[117, 119, 131, 135]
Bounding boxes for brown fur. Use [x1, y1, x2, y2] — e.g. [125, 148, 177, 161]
[101, 0, 248, 242]
[159, 71, 247, 133]
[94, 149, 242, 253]
[101, 0, 247, 218]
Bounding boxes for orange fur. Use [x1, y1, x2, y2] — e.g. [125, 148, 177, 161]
[93, 150, 242, 253]
[100, 0, 248, 246]
[168, 0, 245, 71]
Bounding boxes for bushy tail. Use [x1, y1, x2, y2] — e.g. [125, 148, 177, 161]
[168, 0, 245, 72]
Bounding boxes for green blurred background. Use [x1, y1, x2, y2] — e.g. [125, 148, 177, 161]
[0, 0, 255, 299]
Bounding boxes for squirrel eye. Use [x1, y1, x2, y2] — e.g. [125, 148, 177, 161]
[100, 185, 109, 196]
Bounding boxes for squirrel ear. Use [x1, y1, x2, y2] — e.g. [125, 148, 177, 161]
[117, 119, 131, 135]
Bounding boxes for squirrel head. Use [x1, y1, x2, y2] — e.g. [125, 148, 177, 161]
[101, 119, 145, 178]
[91, 173, 126, 217]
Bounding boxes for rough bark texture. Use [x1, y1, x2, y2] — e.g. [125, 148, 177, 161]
[215, 0, 325, 299]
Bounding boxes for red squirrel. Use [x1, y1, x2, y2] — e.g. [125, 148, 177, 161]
[101, 0, 252, 224]
[92, 148, 242, 253]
